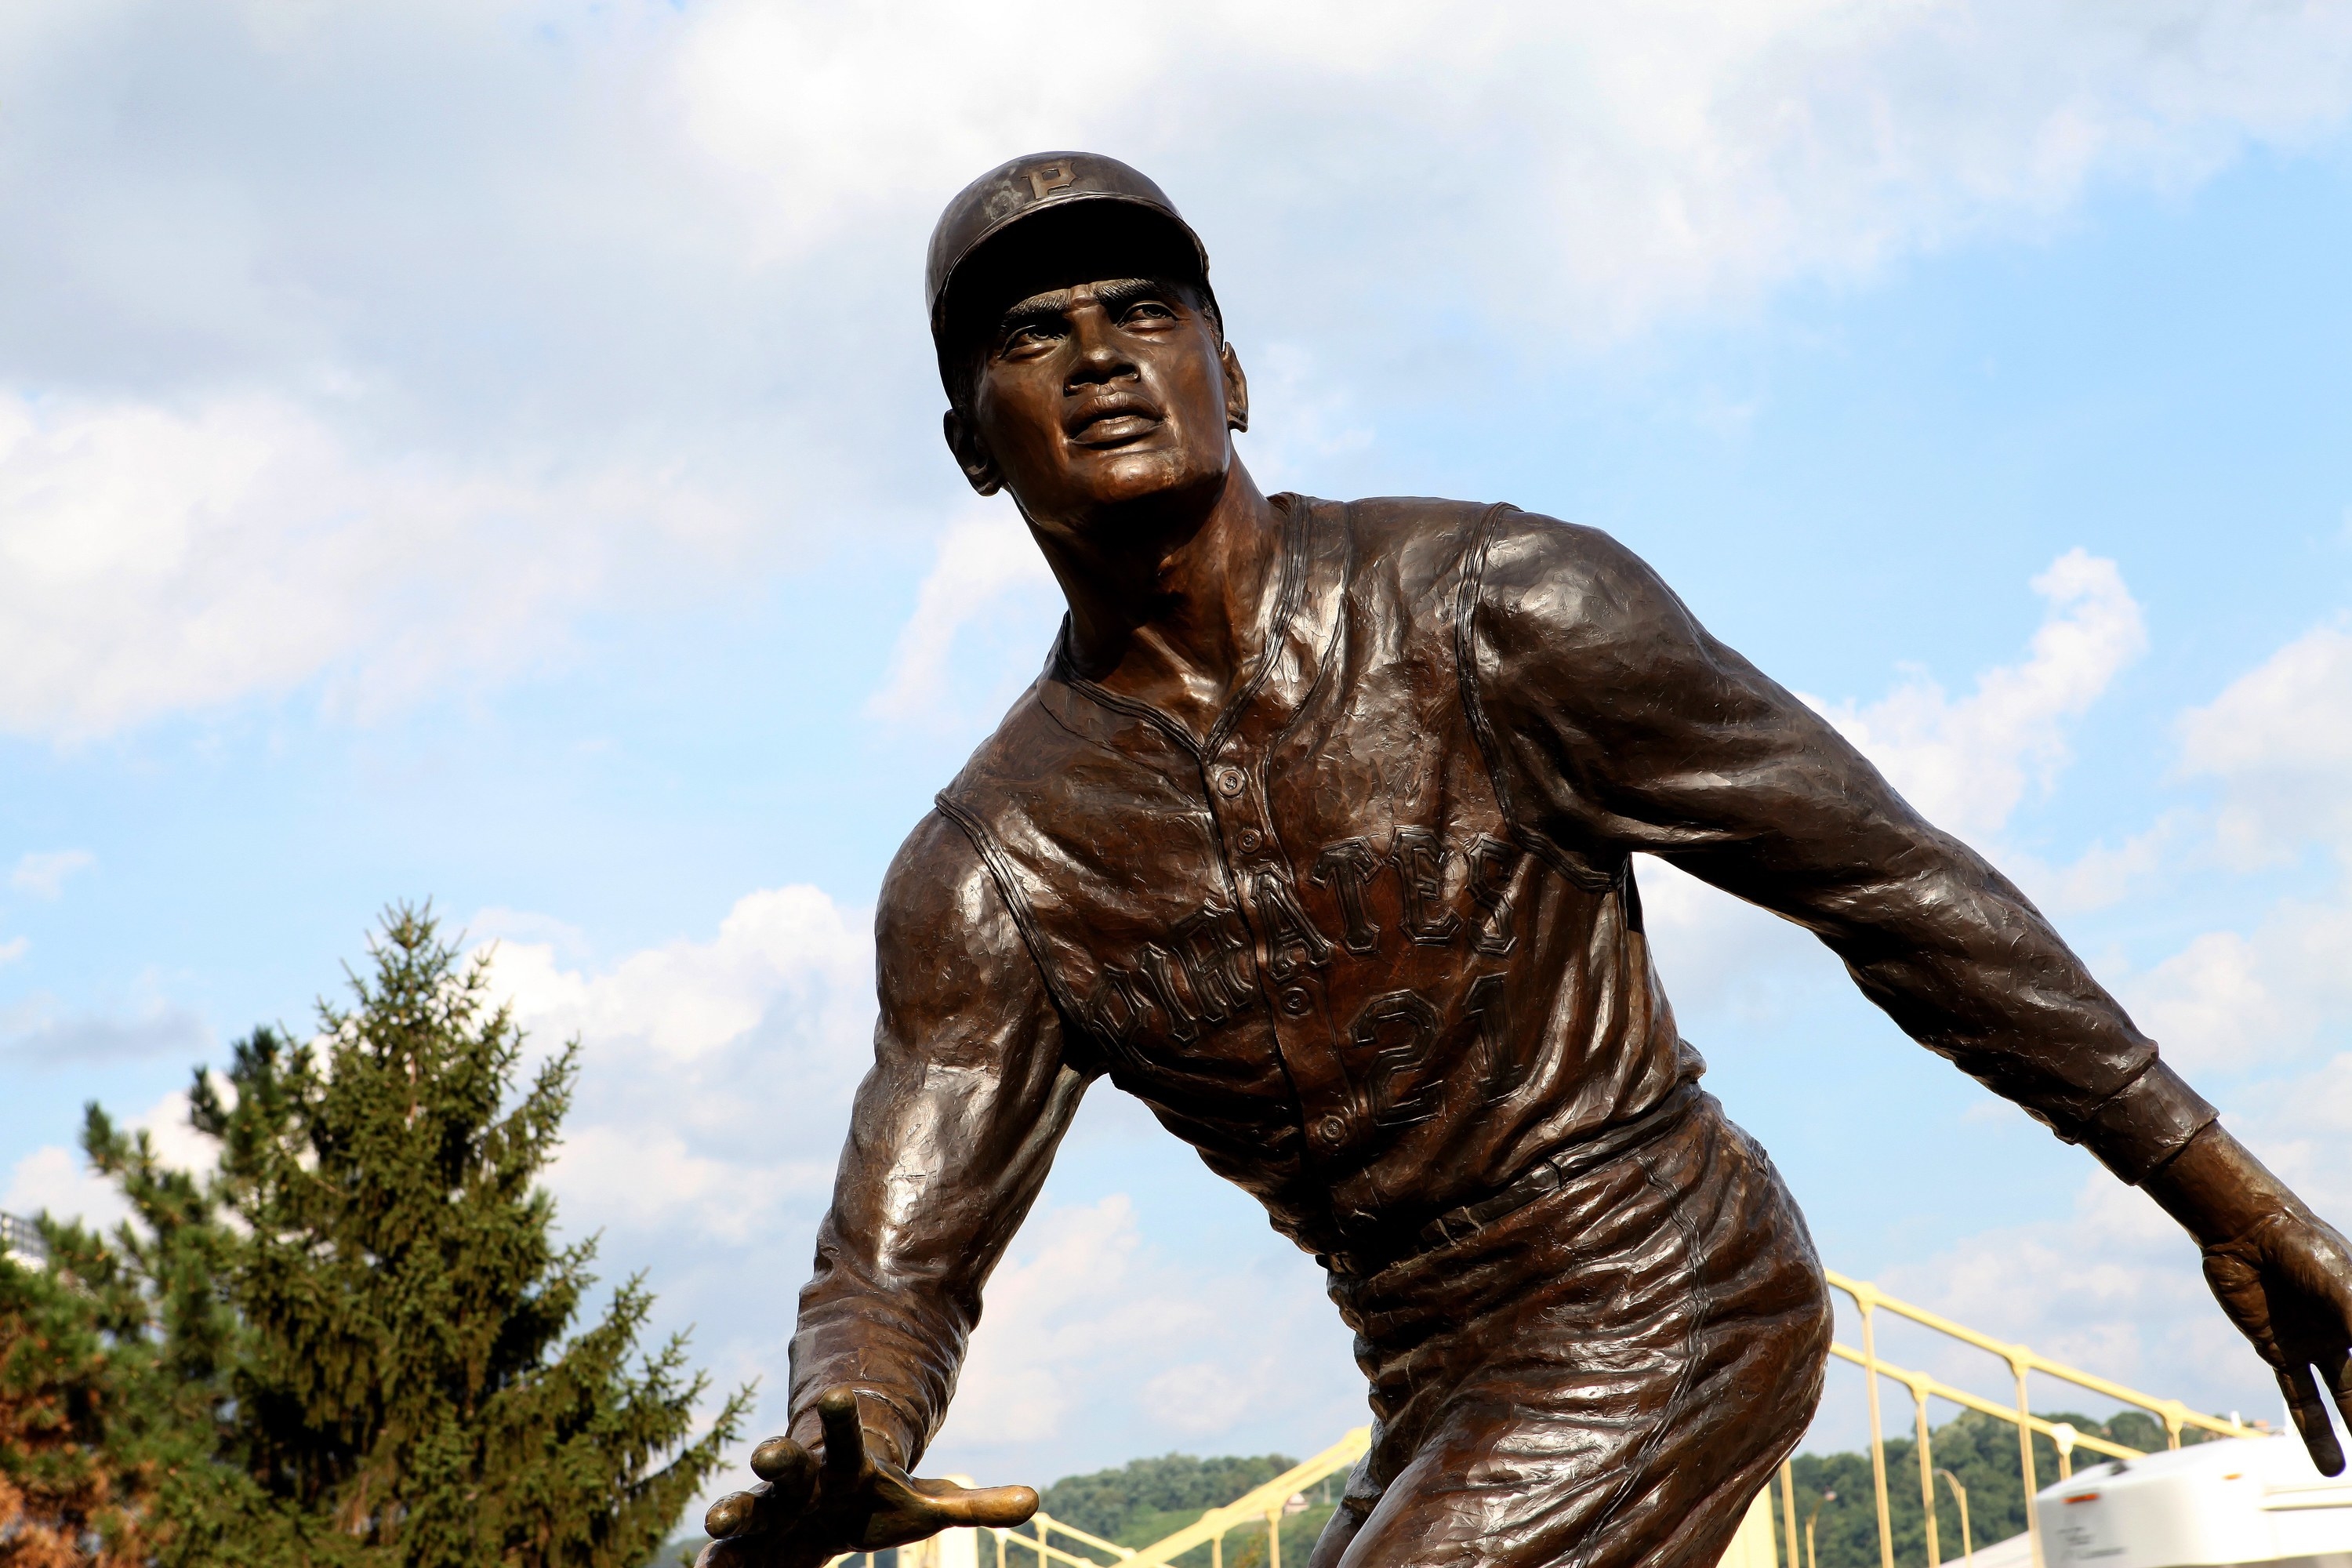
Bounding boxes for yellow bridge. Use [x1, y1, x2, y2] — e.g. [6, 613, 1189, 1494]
[882, 1266, 2259, 1568]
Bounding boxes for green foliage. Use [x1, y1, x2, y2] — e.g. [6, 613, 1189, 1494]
[1026, 1452, 1337, 1568]
[0, 1232, 196, 1567]
[53, 903, 749, 1568]
[1035, 1451, 1297, 1544]
[1776, 1408, 2216, 1568]
[1020, 1415, 2225, 1568]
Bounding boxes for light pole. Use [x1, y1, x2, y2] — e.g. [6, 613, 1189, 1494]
[1935, 1469, 1972, 1566]
[1804, 1490, 1837, 1568]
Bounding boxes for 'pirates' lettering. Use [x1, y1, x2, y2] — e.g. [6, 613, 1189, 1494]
[1089, 965, 1149, 1044]
[1171, 909, 1255, 1022]
[1251, 869, 1333, 982]
[1311, 839, 1383, 954]
[1134, 944, 1202, 1042]
[1388, 827, 1462, 946]
[1465, 833, 1522, 956]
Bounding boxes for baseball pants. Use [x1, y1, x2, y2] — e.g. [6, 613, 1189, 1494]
[1313, 1092, 1831, 1568]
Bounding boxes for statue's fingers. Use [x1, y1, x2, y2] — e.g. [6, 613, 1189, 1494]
[2280, 1365, 2345, 1476]
[2318, 1342, 2352, 1449]
[921, 1484, 1041, 1530]
[706, 1483, 775, 1541]
[696, 1535, 764, 1568]
[751, 1436, 819, 1512]
[817, 1388, 867, 1478]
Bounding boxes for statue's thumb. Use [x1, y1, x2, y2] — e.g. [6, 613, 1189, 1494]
[935, 1485, 1040, 1528]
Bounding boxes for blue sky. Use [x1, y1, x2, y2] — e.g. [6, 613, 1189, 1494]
[5, 0, 2352, 1490]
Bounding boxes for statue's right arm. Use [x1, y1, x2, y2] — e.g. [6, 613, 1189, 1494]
[786, 808, 1093, 1474]
[1468, 511, 2352, 1472]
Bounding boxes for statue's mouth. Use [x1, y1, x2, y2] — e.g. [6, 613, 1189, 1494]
[1065, 393, 1163, 448]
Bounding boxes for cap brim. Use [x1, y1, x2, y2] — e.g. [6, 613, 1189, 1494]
[929, 192, 1211, 334]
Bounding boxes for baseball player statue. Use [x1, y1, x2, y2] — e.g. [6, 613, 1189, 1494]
[699, 154, 2352, 1568]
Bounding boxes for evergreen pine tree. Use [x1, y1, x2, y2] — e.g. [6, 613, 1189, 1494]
[1, 1115, 252, 1566]
[0, 1238, 171, 1567]
[74, 904, 749, 1568]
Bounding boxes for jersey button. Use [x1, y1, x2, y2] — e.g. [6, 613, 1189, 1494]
[1315, 1114, 1349, 1149]
[1279, 987, 1312, 1015]
[1236, 828, 1262, 852]
[1215, 767, 1246, 797]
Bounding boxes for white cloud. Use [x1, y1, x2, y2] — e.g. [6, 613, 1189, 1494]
[2180, 619, 2352, 868]
[490, 884, 873, 1068]
[945, 1196, 1199, 1447]
[2, 1087, 213, 1236]
[1812, 548, 2146, 843]
[934, 1185, 1358, 1469]
[0, 938, 25, 967]
[9, 849, 94, 898]
[1221, 346, 1374, 493]
[1831, 601, 2352, 1439]
[1, 1145, 123, 1232]
[2035, 814, 2190, 915]
[1644, 552, 2144, 1022]
[3, 998, 211, 1065]
[471, 887, 1365, 1485]
[2121, 893, 2352, 1079]
[0, 390, 752, 739]
[674, 0, 2352, 338]
[480, 884, 876, 1250]
[1842, 1046, 2352, 1446]
[0, 0, 2341, 736]
[868, 509, 1060, 728]
[2085, 616, 2352, 1079]
[1141, 1362, 1262, 1440]
[1634, 855, 1830, 1028]
[1860, 1170, 2263, 1440]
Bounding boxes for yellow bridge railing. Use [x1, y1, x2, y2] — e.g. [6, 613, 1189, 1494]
[849, 1266, 2259, 1568]
[1806, 1268, 2257, 1568]
[987, 1431, 1371, 1568]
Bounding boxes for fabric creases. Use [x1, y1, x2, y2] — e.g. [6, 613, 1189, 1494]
[1316, 1094, 1831, 1568]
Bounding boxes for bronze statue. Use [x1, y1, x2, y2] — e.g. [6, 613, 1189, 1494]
[699, 154, 2352, 1568]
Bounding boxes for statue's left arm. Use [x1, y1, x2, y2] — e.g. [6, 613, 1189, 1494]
[1468, 510, 2352, 1469]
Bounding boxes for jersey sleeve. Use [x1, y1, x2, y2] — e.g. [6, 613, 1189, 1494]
[786, 810, 1093, 1468]
[1464, 510, 2213, 1182]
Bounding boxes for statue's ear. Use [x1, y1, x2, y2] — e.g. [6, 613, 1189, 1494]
[1221, 343, 1250, 434]
[942, 407, 1004, 496]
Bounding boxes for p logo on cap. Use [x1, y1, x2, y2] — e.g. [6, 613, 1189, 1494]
[1027, 162, 1078, 201]
[924, 151, 1218, 395]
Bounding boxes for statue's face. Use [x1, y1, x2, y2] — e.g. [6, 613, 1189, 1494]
[956, 274, 1241, 532]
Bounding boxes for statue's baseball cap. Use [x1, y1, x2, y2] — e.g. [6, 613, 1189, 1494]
[926, 152, 1215, 391]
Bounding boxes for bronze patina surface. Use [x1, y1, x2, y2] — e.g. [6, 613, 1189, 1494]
[699, 153, 2352, 1568]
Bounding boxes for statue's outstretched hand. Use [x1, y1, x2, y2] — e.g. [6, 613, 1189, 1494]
[697, 1388, 1039, 1568]
[2149, 1124, 2352, 1475]
[2201, 1210, 2352, 1475]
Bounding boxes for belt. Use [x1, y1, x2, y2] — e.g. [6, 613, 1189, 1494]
[1320, 1081, 1701, 1279]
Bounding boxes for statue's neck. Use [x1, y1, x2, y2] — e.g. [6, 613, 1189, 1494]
[1040, 460, 1285, 742]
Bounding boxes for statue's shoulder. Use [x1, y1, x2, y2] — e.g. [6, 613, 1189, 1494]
[1325, 495, 1637, 607]
[937, 677, 1077, 810]
[878, 804, 994, 936]
[1457, 507, 1700, 672]
[1330, 493, 1497, 554]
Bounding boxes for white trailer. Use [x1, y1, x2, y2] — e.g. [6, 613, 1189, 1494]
[2035, 1435, 2352, 1568]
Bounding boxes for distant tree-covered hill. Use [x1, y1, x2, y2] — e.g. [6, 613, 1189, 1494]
[1025, 1451, 1336, 1568]
[656, 1407, 2234, 1568]
[1784, 1408, 2216, 1567]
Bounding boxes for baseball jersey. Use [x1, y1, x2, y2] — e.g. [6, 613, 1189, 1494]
[786, 495, 2212, 1465]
